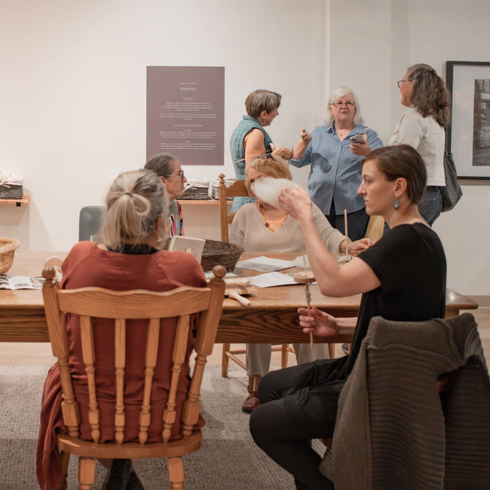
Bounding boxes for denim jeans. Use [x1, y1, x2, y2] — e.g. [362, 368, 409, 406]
[418, 186, 442, 226]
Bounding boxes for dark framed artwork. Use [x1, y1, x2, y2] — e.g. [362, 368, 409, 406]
[446, 61, 490, 179]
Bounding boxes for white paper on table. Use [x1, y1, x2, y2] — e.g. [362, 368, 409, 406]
[292, 254, 310, 269]
[204, 271, 237, 279]
[249, 272, 298, 288]
[236, 256, 296, 272]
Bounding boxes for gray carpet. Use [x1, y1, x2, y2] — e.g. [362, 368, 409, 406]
[0, 365, 295, 490]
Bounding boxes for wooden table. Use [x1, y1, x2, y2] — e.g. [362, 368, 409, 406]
[0, 251, 479, 344]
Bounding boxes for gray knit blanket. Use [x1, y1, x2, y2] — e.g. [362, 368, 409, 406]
[320, 313, 490, 490]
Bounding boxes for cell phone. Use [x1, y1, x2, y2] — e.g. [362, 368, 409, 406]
[350, 134, 366, 144]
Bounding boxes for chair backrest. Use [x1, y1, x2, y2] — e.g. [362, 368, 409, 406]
[218, 173, 248, 242]
[364, 214, 385, 242]
[79, 206, 106, 242]
[42, 265, 226, 444]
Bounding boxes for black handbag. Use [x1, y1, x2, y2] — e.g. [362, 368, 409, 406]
[440, 151, 462, 212]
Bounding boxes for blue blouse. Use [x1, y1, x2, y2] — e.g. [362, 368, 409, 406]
[229, 115, 273, 212]
[290, 123, 383, 215]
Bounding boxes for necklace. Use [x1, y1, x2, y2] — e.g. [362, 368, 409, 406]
[335, 126, 353, 141]
[258, 204, 288, 231]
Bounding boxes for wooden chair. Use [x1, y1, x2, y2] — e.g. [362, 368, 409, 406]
[42, 264, 226, 490]
[364, 214, 385, 243]
[218, 173, 290, 378]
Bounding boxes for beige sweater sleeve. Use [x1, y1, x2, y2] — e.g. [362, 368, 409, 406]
[311, 204, 346, 252]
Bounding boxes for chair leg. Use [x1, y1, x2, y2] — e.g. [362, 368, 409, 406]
[59, 450, 70, 490]
[328, 343, 336, 359]
[78, 456, 95, 490]
[221, 342, 231, 377]
[168, 457, 185, 489]
[280, 344, 289, 369]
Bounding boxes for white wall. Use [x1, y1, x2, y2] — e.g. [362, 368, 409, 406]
[327, 0, 490, 295]
[0, 0, 327, 246]
[1, 0, 489, 295]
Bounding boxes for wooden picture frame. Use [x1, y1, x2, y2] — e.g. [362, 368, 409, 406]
[446, 61, 490, 179]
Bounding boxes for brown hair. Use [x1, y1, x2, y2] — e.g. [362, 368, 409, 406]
[245, 155, 292, 195]
[407, 64, 451, 127]
[245, 90, 282, 119]
[103, 169, 168, 251]
[362, 145, 427, 204]
[144, 153, 178, 179]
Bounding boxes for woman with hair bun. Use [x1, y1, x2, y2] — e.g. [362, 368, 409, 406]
[37, 170, 206, 490]
[390, 63, 451, 226]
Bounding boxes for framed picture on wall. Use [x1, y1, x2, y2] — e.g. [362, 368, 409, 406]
[446, 61, 490, 179]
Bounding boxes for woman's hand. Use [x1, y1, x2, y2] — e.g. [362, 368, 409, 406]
[298, 307, 339, 338]
[300, 129, 312, 143]
[343, 238, 374, 254]
[278, 187, 313, 222]
[350, 141, 372, 156]
[292, 129, 312, 160]
[272, 147, 294, 160]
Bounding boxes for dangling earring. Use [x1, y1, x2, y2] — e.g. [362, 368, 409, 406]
[261, 118, 266, 125]
[393, 198, 400, 210]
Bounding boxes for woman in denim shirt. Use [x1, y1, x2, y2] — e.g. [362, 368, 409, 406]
[291, 87, 383, 240]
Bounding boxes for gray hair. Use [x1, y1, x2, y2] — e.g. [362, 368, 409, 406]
[103, 169, 168, 251]
[144, 153, 178, 180]
[245, 90, 282, 119]
[326, 86, 363, 126]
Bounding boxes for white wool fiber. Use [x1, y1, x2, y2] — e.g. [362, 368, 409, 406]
[253, 177, 300, 208]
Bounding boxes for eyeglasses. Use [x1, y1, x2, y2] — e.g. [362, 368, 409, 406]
[397, 79, 411, 88]
[164, 170, 185, 180]
[331, 101, 355, 108]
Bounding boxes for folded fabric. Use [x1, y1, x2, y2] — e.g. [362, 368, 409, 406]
[321, 313, 490, 490]
[0, 171, 23, 186]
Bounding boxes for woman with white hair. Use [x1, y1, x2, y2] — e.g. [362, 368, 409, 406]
[291, 87, 383, 240]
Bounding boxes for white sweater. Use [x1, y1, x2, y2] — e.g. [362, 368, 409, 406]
[229, 202, 346, 253]
[389, 106, 445, 186]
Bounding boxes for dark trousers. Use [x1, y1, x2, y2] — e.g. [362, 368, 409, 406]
[250, 362, 342, 490]
[326, 205, 370, 241]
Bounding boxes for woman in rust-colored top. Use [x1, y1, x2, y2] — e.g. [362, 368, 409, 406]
[37, 169, 206, 490]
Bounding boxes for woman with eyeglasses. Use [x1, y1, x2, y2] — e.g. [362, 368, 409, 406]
[291, 87, 383, 241]
[230, 155, 372, 414]
[390, 64, 451, 226]
[230, 89, 295, 212]
[144, 153, 188, 237]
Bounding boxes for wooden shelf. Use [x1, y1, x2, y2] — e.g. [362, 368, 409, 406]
[0, 196, 30, 207]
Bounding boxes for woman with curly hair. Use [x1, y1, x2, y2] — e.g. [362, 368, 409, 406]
[390, 63, 451, 225]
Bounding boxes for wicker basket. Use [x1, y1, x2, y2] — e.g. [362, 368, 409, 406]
[201, 239, 244, 273]
[0, 237, 20, 275]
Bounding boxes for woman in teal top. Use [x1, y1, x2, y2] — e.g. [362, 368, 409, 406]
[230, 89, 294, 212]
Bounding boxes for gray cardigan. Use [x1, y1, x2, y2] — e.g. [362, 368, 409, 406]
[321, 313, 490, 490]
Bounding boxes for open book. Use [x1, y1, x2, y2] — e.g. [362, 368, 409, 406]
[0, 275, 45, 290]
